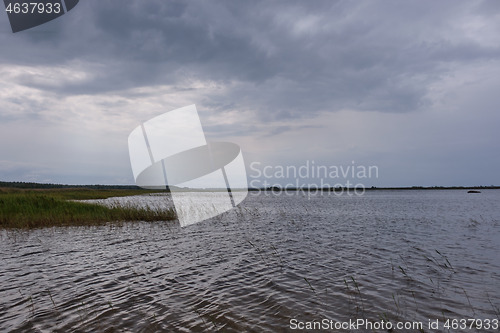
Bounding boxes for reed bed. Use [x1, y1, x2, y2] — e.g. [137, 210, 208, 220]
[0, 188, 175, 229]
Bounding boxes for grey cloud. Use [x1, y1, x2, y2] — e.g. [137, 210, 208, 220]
[1, 0, 500, 185]
[3, 0, 499, 117]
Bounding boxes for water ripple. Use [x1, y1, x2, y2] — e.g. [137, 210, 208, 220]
[1, 190, 499, 332]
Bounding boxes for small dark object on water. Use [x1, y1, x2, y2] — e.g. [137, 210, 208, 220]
[467, 190, 481, 193]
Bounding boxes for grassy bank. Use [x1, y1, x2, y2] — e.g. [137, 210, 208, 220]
[0, 188, 176, 229]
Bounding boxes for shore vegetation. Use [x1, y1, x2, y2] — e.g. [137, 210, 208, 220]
[0, 187, 175, 229]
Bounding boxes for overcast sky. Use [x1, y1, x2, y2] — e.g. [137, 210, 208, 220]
[1, 0, 499, 187]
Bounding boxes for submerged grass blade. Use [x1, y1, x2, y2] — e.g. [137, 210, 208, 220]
[304, 277, 315, 293]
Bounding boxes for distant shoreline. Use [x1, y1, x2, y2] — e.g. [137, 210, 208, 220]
[1, 181, 498, 192]
[251, 185, 500, 192]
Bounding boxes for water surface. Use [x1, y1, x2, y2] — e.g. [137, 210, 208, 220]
[1, 190, 499, 332]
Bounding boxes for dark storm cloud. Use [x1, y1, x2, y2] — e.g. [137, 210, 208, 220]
[2, 0, 499, 121]
[0, 0, 499, 186]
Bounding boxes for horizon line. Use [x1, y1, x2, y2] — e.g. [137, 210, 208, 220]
[1, 181, 499, 191]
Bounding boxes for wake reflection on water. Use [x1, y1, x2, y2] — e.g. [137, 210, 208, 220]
[0, 190, 499, 332]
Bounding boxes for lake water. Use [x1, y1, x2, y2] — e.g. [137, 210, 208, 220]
[1, 190, 499, 332]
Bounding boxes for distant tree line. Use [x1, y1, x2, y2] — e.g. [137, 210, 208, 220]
[1, 181, 498, 191]
[0, 181, 143, 190]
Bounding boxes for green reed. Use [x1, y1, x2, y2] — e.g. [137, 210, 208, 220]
[0, 188, 175, 228]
